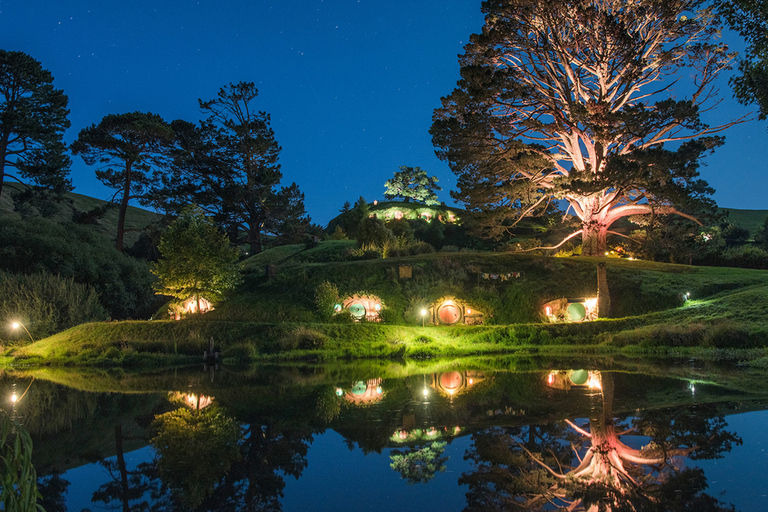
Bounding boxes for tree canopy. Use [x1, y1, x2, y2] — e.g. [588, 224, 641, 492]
[71, 111, 175, 251]
[715, 0, 768, 120]
[151, 205, 241, 314]
[384, 166, 441, 205]
[432, 0, 744, 255]
[0, 49, 71, 200]
[176, 81, 311, 254]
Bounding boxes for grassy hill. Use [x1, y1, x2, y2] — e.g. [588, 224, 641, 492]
[0, 181, 163, 248]
[719, 208, 768, 237]
[8, 241, 768, 366]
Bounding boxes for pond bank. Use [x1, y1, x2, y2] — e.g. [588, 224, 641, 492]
[3, 317, 768, 368]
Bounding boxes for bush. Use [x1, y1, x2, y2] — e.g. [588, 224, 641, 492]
[0, 272, 107, 343]
[277, 326, 328, 351]
[0, 217, 154, 319]
[314, 281, 340, 321]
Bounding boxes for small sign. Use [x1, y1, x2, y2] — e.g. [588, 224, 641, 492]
[399, 265, 412, 279]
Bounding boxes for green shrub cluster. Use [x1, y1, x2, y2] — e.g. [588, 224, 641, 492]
[0, 272, 107, 344]
[0, 216, 155, 319]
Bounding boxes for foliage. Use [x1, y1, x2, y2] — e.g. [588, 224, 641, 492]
[755, 215, 768, 250]
[151, 407, 241, 508]
[715, 0, 768, 120]
[326, 196, 370, 238]
[0, 216, 154, 319]
[314, 280, 340, 321]
[384, 166, 441, 205]
[71, 111, 175, 251]
[389, 441, 448, 484]
[167, 82, 311, 254]
[0, 410, 44, 511]
[0, 49, 72, 202]
[356, 216, 395, 249]
[0, 272, 107, 344]
[152, 205, 241, 311]
[432, 0, 737, 255]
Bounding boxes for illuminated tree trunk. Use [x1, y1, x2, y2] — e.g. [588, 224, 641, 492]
[597, 263, 610, 319]
[581, 220, 608, 257]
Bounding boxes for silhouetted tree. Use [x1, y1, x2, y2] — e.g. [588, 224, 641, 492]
[71, 112, 175, 251]
[0, 49, 71, 201]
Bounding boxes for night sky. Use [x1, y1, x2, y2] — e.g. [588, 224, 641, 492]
[2, 0, 765, 225]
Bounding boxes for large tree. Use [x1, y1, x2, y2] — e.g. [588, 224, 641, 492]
[0, 49, 71, 200]
[384, 165, 441, 205]
[192, 81, 309, 254]
[152, 205, 241, 315]
[71, 112, 175, 251]
[715, 0, 768, 119]
[432, 0, 744, 256]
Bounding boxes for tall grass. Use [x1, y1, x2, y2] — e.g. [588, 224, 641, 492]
[0, 272, 107, 344]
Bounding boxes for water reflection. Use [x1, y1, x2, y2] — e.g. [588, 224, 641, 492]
[1, 360, 765, 511]
[463, 371, 741, 511]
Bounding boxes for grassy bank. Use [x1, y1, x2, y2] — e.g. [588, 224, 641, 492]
[5, 248, 768, 367]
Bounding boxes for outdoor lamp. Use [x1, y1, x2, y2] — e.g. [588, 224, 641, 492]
[420, 308, 427, 327]
[11, 321, 34, 342]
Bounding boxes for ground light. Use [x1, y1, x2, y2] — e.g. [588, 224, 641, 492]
[421, 308, 427, 327]
[10, 321, 34, 343]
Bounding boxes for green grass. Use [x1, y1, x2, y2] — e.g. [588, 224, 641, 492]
[1, 181, 162, 247]
[5, 242, 768, 367]
[720, 207, 768, 237]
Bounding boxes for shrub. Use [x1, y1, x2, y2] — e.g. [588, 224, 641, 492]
[277, 326, 328, 351]
[0, 272, 107, 343]
[0, 217, 154, 319]
[314, 281, 340, 321]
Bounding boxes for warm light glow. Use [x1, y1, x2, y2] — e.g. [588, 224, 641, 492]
[584, 298, 598, 309]
[468, 378, 474, 385]
[547, 372, 555, 385]
[335, 388, 344, 396]
[11, 322, 19, 329]
[422, 387, 429, 397]
[466, 308, 472, 314]
[11, 393, 18, 403]
[420, 309, 427, 316]
[545, 306, 552, 316]
[587, 374, 602, 390]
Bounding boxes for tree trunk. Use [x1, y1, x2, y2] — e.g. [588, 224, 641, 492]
[116, 161, 133, 252]
[0, 134, 8, 200]
[582, 220, 608, 256]
[597, 262, 610, 319]
[114, 424, 131, 512]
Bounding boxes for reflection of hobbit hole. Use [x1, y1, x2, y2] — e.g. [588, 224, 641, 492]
[427, 297, 484, 325]
[546, 370, 602, 391]
[542, 297, 597, 323]
[341, 294, 383, 322]
[335, 378, 384, 405]
[430, 371, 486, 397]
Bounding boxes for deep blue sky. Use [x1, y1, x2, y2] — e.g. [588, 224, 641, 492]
[2, 0, 765, 225]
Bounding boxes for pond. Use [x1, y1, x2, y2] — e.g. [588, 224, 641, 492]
[2, 356, 767, 511]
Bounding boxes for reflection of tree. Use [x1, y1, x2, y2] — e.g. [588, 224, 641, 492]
[195, 423, 315, 512]
[37, 471, 69, 512]
[390, 441, 448, 484]
[151, 408, 241, 509]
[461, 373, 741, 512]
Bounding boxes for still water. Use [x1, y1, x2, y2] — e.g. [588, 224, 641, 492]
[2, 357, 767, 511]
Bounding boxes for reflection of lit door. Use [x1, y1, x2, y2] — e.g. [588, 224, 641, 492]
[437, 303, 461, 324]
[440, 371, 463, 391]
[348, 302, 366, 320]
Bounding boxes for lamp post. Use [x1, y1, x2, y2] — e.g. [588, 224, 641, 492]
[11, 321, 34, 343]
[421, 309, 427, 327]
